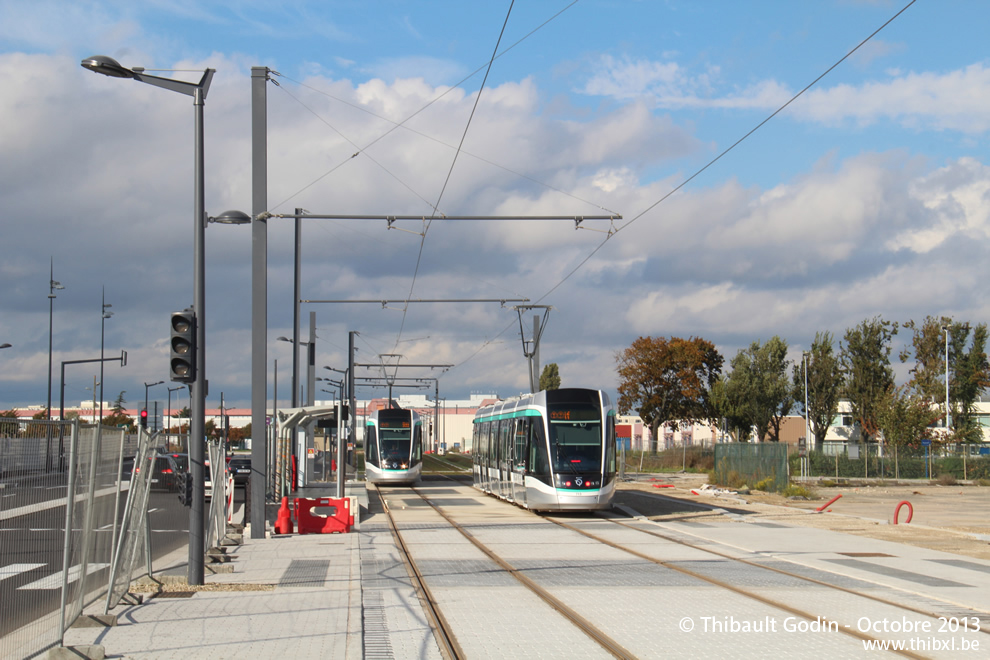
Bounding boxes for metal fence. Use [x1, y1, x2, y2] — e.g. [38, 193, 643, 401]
[796, 443, 990, 482]
[105, 429, 160, 613]
[713, 442, 789, 492]
[0, 419, 143, 659]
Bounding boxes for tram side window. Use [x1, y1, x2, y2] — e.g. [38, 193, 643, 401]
[413, 424, 423, 461]
[366, 426, 379, 467]
[499, 420, 512, 466]
[528, 416, 550, 480]
[471, 424, 481, 465]
[513, 419, 528, 470]
[605, 414, 616, 484]
[480, 421, 490, 465]
[488, 421, 498, 466]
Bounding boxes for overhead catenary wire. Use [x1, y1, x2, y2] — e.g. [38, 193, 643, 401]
[266, 1, 586, 214]
[394, 0, 517, 350]
[529, 0, 919, 304]
[443, 0, 919, 379]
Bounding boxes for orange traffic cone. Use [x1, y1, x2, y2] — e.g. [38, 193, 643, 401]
[274, 496, 293, 534]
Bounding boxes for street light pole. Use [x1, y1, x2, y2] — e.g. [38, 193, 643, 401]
[99, 288, 113, 426]
[145, 381, 165, 431]
[803, 351, 810, 479]
[81, 55, 215, 586]
[167, 385, 185, 448]
[943, 324, 951, 433]
[47, 258, 64, 419]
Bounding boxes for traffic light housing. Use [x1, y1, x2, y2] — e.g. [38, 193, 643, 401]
[170, 309, 197, 383]
[140, 409, 148, 429]
[178, 471, 192, 506]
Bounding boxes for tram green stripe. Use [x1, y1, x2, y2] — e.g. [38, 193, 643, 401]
[472, 408, 543, 424]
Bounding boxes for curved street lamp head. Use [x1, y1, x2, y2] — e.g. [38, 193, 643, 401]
[210, 210, 252, 225]
[81, 55, 135, 79]
[0, 343, 11, 349]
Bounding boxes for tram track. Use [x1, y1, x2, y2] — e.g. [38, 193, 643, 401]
[381, 479, 990, 659]
[570, 511, 990, 637]
[378, 482, 635, 659]
[544, 513, 990, 659]
[375, 484, 464, 660]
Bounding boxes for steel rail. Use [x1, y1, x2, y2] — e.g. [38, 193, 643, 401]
[375, 485, 463, 660]
[597, 511, 990, 636]
[545, 515, 936, 659]
[406, 484, 636, 659]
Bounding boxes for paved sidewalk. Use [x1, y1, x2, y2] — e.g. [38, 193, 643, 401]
[59, 485, 371, 660]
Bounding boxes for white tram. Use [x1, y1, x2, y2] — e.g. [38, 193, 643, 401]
[364, 407, 423, 485]
[471, 388, 616, 511]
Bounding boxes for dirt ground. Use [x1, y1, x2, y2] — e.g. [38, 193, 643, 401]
[614, 473, 990, 561]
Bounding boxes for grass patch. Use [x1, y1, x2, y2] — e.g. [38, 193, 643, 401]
[782, 484, 815, 499]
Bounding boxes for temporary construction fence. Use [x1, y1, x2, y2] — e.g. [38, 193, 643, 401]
[104, 429, 161, 613]
[713, 442, 789, 492]
[0, 419, 149, 660]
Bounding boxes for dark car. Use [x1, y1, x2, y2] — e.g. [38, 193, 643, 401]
[137, 454, 183, 491]
[166, 452, 188, 473]
[228, 457, 251, 485]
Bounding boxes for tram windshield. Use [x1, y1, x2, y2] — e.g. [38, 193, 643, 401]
[379, 428, 412, 461]
[548, 411, 602, 473]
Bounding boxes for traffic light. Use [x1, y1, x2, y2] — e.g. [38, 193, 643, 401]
[140, 409, 148, 429]
[178, 471, 192, 506]
[169, 309, 197, 383]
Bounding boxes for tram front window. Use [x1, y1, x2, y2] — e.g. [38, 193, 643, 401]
[549, 420, 602, 472]
[380, 430, 412, 463]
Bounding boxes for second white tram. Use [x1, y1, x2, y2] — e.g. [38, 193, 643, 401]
[364, 407, 423, 485]
[472, 388, 616, 511]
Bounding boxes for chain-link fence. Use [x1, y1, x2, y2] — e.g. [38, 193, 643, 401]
[0, 419, 141, 659]
[105, 429, 161, 612]
[713, 442, 789, 492]
[794, 443, 990, 482]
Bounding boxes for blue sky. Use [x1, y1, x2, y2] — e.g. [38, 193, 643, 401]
[2, 0, 988, 415]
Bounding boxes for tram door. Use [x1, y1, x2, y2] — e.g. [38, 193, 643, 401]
[510, 418, 527, 507]
[498, 420, 512, 500]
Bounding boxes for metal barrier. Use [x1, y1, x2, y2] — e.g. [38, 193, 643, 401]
[206, 441, 229, 551]
[713, 442, 789, 491]
[800, 443, 990, 481]
[105, 429, 161, 612]
[0, 419, 140, 659]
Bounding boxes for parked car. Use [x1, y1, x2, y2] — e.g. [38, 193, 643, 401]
[228, 457, 252, 485]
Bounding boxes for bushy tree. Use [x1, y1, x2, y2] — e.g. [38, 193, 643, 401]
[793, 331, 843, 451]
[902, 317, 990, 443]
[841, 317, 897, 443]
[726, 336, 793, 442]
[616, 336, 723, 452]
[539, 363, 561, 391]
[708, 376, 751, 442]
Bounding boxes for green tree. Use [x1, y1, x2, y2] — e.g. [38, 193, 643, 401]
[841, 316, 898, 443]
[876, 385, 938, 450]
[615, 336, 723, 452]
[1, 410, 18, 436]
[902, 317, 990, 443]
[725, 336, 793, 442]
[111, 391, 127, 415]
[539, 363, 561, 391]
[708, 376, 751, 442]
[793, 332, 843, 451]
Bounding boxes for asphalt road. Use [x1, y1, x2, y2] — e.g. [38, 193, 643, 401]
[0, 480, 210, 638]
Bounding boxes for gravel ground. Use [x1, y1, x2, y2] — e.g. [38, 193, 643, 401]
[615, 473, 990, 561]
